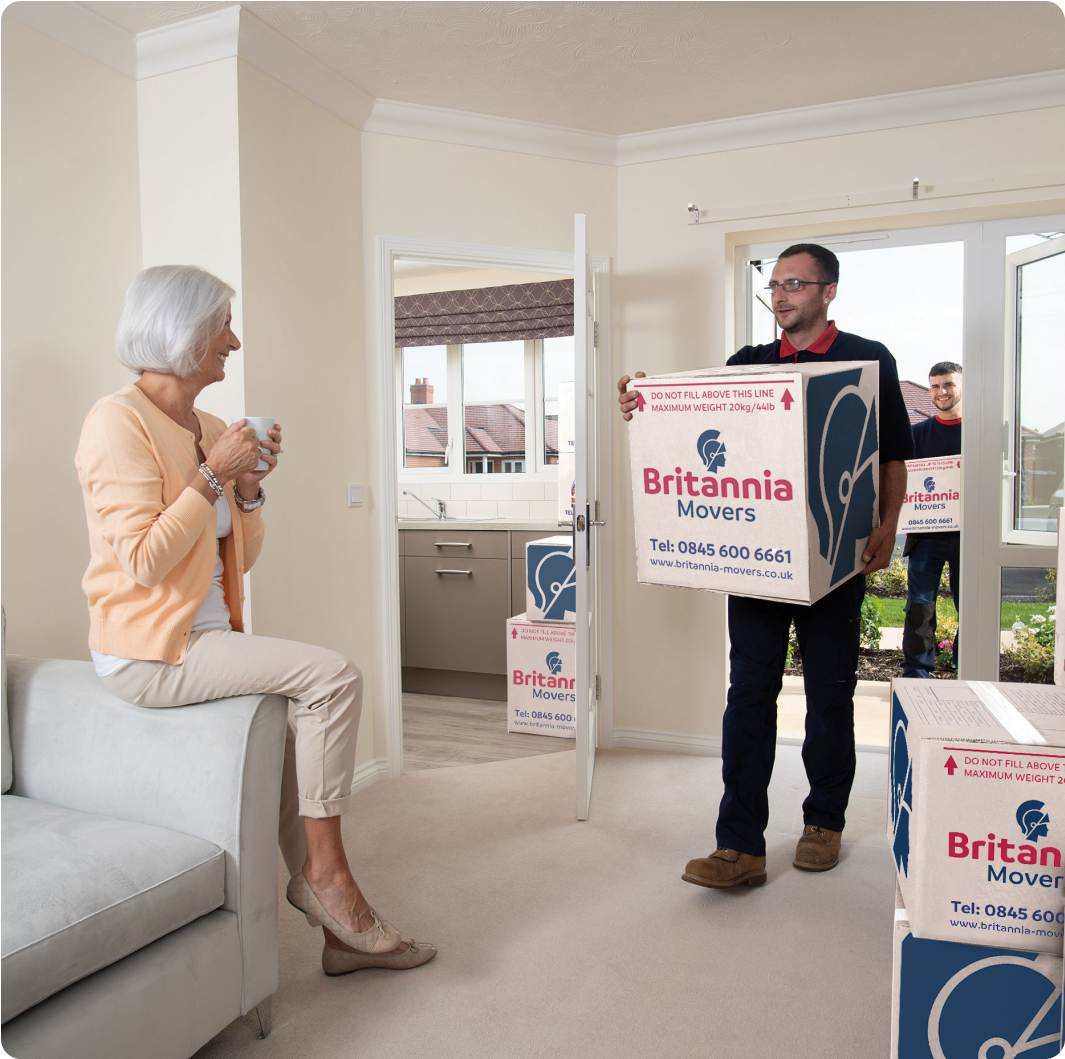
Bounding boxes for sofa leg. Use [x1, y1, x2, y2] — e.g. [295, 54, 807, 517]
[256, 996, 273, 1039]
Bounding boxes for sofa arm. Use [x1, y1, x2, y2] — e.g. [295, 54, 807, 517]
[5, 655, 288, 1014]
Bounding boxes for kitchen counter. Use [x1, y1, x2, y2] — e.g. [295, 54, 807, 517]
[397, 519, 565, 532]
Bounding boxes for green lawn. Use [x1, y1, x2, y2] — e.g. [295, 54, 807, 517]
[872, 596, 1051, 631]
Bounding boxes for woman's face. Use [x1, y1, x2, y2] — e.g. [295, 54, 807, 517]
[191, 306, 241, 386]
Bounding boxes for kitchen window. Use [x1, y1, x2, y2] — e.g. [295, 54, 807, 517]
[398, 337, 573, 478]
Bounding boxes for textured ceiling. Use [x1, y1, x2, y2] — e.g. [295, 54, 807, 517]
[85, 1, 1065, 134]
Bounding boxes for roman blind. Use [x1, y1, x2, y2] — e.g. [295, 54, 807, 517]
[394, 279, 573, 347]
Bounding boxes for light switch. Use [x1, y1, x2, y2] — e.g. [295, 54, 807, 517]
[347, 483, 363, 508]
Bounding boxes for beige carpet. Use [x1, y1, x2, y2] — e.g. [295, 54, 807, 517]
[193, 747, 894, 1059]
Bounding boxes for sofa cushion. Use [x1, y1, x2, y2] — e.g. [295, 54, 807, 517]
[1, 795, 225, 1022]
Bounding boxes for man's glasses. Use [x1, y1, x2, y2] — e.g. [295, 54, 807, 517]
[764, 279, 831, 293]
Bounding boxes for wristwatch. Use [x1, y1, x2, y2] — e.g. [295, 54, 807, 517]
[233, 485, 266, 512]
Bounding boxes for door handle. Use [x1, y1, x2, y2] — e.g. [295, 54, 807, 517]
[435, 569, 472, 575]
[590, 518, 606, 527]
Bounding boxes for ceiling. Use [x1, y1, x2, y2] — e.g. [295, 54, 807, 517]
[83, 2, 1065, 135]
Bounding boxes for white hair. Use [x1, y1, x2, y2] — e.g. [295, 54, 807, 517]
[115, 265, 235, 378]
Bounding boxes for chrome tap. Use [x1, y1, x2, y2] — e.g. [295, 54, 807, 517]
[402, 489, 446, 519]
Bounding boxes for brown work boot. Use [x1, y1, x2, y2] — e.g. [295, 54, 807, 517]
[683, 848, 767, 889]
[793, 825, 842, 871]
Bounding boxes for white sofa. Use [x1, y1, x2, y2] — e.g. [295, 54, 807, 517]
[1, 644, 288, 1059]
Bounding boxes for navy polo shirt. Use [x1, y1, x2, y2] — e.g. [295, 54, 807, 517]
[727, 324, 915, 465]
[912, 414, 961, 459]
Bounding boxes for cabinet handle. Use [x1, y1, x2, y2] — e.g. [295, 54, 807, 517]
[433, 541, 472, 548]
[435, 569, 472, 576]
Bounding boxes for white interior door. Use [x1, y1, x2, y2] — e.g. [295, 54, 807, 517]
[574, 214, 599, 820]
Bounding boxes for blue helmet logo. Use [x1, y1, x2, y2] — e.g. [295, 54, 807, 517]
[546, 652, 562, 675]
[898, 935, 1062, 1059]
[696, 429, 727, 473]
[924, 476, 936, 492]
[529, 551, 576, 620]
[891, 694, 912, 877]
[805, 369, 879, 588]
[1018, 800, 1050, 844]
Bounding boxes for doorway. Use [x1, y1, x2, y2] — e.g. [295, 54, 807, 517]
[374, 235, 612, 789]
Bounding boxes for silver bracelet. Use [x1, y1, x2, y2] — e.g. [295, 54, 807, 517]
[233, 485, 266, 512]
[198, 463, 224, 499]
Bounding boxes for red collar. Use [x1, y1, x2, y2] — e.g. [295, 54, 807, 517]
[934, 414, 962, 425]
[779, 321, 838, 358]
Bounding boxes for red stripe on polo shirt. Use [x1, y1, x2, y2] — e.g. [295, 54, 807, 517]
[779, 321, 839, 358]
[934, 415, 962, 425]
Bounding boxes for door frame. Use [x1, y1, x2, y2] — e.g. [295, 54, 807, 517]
[374, 235, 613, 778]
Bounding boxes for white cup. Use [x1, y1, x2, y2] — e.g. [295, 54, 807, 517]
[234, 416, 276, 471]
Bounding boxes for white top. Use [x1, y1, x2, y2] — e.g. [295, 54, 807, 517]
[92, 499, 234, 677]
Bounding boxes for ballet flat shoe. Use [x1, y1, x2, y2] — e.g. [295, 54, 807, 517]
[321, 939, 437, 976]
[286, 872, 401, 954]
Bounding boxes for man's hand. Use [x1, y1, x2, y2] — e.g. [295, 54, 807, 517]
[861, 523, 896, 574]
[862, 460, 907, 573]
[617, 372, 646, 421]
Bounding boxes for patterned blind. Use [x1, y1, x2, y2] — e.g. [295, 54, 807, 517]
[395, 279, 573, 347]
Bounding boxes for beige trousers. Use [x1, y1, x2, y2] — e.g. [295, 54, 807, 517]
[102, 629, 363, 876]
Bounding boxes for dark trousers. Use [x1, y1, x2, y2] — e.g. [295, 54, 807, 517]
[716, 575, 864, 857]
[902, 536, 960, 678]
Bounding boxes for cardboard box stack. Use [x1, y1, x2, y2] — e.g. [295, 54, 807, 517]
[626, 361, 880, 604]
[506, 382, 577, 739]
[888, 677, 1065, 1056]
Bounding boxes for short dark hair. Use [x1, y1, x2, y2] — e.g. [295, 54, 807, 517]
[778, 243, 839, 285]
[929, 361, 962, 378]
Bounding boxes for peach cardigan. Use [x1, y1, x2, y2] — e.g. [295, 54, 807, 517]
[75, 383, 264, 664]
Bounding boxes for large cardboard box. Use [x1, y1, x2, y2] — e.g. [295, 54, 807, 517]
[890, 903, 1062, 1059]
[557, 451, 575, 525]
[506, 615, 576, 738]
[626, 361, 879, 604]
[525, 536, 576, 623]
[900, 455, 961, 533]
[890, 677, 1065, 953]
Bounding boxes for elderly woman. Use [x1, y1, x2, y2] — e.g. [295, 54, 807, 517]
[75, 265, 435, 977]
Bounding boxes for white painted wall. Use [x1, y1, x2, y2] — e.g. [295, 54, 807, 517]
[235, 61, 378, 765]
[137, 59, 246, 425]
[1, 19, 142, 659]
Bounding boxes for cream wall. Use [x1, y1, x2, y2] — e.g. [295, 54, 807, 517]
[611, 106, 1065, 742]
[137, 59, 246, 424]
[1, 19, 141, 659]
[235, 62, 376, 763]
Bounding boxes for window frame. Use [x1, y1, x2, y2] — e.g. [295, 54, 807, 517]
[396, 337, 566, 482]
[1001, 234, 1065, 547]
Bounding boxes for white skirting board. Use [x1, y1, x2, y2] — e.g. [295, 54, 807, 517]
[350, 757, 389, 795]
[613, 730, 888, 757]
[612, 728, 722, 756]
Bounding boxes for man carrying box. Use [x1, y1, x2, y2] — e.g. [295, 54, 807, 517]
[618, 243, 914, 886]
[901, 362, 962, 678]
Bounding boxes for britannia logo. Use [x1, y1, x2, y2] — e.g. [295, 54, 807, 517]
[924, 476, 936, 492]
[696, 429, 727, 473]
[545, 652, 563, 675]
[1017, 800, 1050, 843]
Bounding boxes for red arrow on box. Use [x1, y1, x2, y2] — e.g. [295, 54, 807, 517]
[635, 391, 647, 412]
[781, 389, 794, 410]
[944, 755, 958, 776]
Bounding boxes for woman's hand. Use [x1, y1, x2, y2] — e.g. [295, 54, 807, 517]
[236, 423, 281, 497]
[203, 421, 263, 486]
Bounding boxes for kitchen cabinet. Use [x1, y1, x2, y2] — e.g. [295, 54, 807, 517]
[399, 527, 557, 692]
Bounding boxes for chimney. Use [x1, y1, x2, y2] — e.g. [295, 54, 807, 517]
[410, 377, 434, 404]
